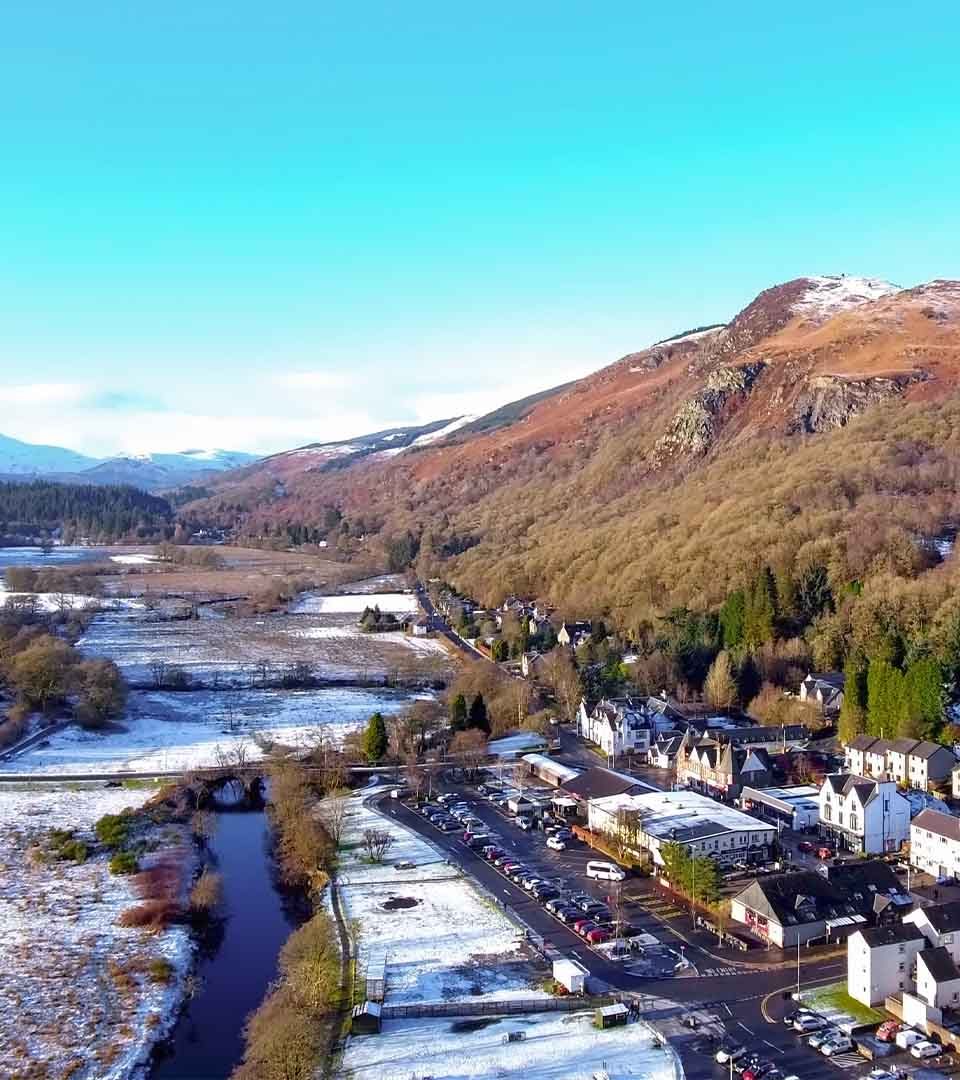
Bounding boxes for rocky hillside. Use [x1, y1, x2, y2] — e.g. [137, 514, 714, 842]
[181, 275, 960, 624]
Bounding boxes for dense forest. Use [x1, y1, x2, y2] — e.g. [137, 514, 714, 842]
[0, 480, 173, 543]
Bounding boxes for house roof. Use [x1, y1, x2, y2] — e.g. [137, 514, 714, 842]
[914, 809, 960, 842]
[823, 773, 882, 804]
[889, 738, 921, 756]
[916, 900, 960, 935]
[806, 671, 845, 690]
[735, 859, 908, 928]
[912, 740, 953, 760]
[858, 924, 925, 947]
[560, 767, 643, 801]
[848, 735, 879, 752]
[919, 946, 960, 984]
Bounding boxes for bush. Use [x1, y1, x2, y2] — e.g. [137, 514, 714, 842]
[148, 958, 173, 983]
[109, 850, 139, 875]
[189, 868, 223, 915]
[96, 812, 132, 848]
[117, 900, 179, 929]
[58, 839, 89, 863]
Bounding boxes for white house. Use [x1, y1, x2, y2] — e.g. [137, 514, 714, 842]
[819, 774, 910, 854]
[799, 671, 845, 715]
[910, 809, 960, 880]
[576, 698, 651, 758]
[844, 736, 956, 792]
[904, 900, 960, 967]
[847, 924, 926, 1006]
[916, 947, 960, 1011]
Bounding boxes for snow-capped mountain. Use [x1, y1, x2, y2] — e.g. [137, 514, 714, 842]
[0, 434, 260, 490]
[0, 432, 101, 475]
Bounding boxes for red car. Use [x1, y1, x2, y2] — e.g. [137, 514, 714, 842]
[572, 918, 594, 934]
[586, 927, 610, 944]
[575, 921, 600, 938]
[797, 840, 814, 853]
[817, 846, 833, 859]
[877, 1020, 901, 1042]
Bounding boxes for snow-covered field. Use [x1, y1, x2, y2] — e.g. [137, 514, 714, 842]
[341, 1010, 678, 1080]
[0, 786, 192, 1079]
[2, 687, 430, 775]
[110, 554, 158, 566]
[339, 791, 549, 1007]
[77, 605, 452, 687]
[0, 578, 147, 613]
[291, 591, 419, 615]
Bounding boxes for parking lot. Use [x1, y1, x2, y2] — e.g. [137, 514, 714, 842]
[398, 776, 685, 979]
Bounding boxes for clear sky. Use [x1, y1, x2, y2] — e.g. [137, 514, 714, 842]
[1, 1, 958, 456]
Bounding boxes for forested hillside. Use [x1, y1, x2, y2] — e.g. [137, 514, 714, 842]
[179, 277, 960, 739]
[0, 480, 173, 542]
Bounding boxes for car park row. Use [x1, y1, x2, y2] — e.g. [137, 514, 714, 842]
[411, 788, 640, 951]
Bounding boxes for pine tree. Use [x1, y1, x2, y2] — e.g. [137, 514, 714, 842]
[468, 693, 490, 734]
[903, 658, 944, 741]
[838, 654, 868, 745]
[719, 590, 746, 650]
[450, 693, 468, 732]
[744, 569, 776, 648]
[362, 712, 388, 763]
[867, 659, 906, 739]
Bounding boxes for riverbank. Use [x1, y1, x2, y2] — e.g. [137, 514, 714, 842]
[0, 785, 194, 1079]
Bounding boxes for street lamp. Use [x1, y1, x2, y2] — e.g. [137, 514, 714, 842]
[796, 936, 801, 1000]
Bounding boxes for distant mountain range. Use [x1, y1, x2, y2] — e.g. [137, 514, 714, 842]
[0, 433, 259, 490]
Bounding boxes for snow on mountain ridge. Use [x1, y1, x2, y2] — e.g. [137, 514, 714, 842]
[791, 275, 901, 319]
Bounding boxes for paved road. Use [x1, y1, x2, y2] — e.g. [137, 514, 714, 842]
[414, 582, 492, 663]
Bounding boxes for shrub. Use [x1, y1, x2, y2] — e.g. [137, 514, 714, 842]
[189, 868, 223, 915]
[148, 958, 173, 983]
[109, 850, 139, 875]
[96, 812, 132, 848]
[59, 839, 89, 863]
[117, 900, 179, 929]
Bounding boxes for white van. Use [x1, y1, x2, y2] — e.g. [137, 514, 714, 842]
[585, 860, 626, 882]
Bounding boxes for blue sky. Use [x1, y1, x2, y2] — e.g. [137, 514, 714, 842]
[1, 1, 958, 455]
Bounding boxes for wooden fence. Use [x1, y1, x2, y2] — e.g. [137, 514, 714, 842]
[381, 994, 619, 1020]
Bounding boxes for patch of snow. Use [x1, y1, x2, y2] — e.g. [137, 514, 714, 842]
[290, 591, 419, 615]
[284, 625, 447, 655]
[109, 554, 158, 566]
[0, 580, 146, 613]
[792, 275, 900, 320]
[341, 1009, 676, 1079]
[1, 688, 429, 775]
[339, 792, 549, 1007]
[409, 414, 478, 448]
[0, 786, 192, 1079]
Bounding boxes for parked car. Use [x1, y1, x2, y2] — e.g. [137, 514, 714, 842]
[820, 1028, 850, 1054]
[553, 907, 582, 924]
[793, 1015, 825, 1033]
[532, 886, 560, 902]
[783, 1009, 811, 1026]
[436, 819, 459, 832]
[797, 840, 814, 853]
[816, 846, 833, 859]
[876, 1020, 901, 1042]
[464, 834, 492, 849]
[807, 1029, 835, 1049]
[734, 1053, 761, 1075]
[572, 918, 596, 934]
[575, 921, 600, 938]
[516, 817, 534, 831]
[546, 836, 567, 851]
[585, 927, 610, 944]
[911, 1040, 941, 1059]
[482, 846, 504, 860]
[545, 896, 571, 913]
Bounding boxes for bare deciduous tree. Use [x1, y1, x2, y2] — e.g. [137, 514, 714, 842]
[361, 828, 395, 863]
[316, 791, 350, 847]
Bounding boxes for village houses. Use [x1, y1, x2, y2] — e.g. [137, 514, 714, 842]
[845, 735, 956, 792]
[818, 774, 910, 854]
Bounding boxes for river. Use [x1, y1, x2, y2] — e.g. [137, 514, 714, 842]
[151, 794, 305, 1079]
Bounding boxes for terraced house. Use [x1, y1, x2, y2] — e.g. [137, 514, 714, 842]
[844, 736, 956, 792]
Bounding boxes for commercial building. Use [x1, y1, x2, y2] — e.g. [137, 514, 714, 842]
[675, 731, 772, 800]
[519, 753, 581, 788]
[739, 785, 820, 831]
[587, 788, 775, 869]
[819, 774, 910, 854]
[732, 859, 910, 949]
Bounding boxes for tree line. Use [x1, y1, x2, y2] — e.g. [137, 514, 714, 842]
[0, 480, 173, 542]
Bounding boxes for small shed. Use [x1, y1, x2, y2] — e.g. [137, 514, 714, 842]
[553, 957, 588, 994]
[595, 1003, 629, 1029]
[364, 950, 387, 1002]
[351, 1001, 382, 1035]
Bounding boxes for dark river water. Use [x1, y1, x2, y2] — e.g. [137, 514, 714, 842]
[151, 801, 304, 1080]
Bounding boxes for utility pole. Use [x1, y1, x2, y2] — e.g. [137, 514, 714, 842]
[796, 937, 801, 1000]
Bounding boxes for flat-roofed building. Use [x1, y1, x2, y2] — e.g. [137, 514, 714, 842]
[740, 785, 820, 831]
